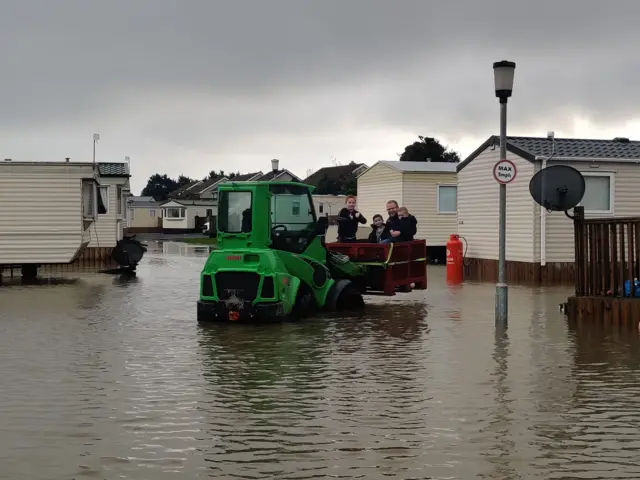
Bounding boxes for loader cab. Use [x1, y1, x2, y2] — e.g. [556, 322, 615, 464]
[216, 181, 326, 254]
[269, 183, 319, 254]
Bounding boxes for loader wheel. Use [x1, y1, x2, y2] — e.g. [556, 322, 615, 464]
[327, 279, 365, 311]
[292, 283, 315, 319]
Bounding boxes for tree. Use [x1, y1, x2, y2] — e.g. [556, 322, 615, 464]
[141, 174, 179, 201]
[177, 174, 195, 186]
[399, 136, 460, 163]
[208, 170, 239, 180]
[315, 175, 342, 195]
[343, 176, 357, 196]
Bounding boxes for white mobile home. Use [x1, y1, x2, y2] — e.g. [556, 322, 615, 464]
[161, 159, 302, 233]
[160, 199, 216, 232]
[86, 163, 131, 249]
[0, 160, 101, 269]
[457, 135, 640, 284]
[312, 194, 349, 217]
[356, 161, 458, 248]
[126, 196, 162, 233]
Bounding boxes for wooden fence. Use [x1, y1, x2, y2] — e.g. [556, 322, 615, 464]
[574, 206, 640, 297]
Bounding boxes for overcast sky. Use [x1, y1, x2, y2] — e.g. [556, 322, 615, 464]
[2, 0, 640, 193]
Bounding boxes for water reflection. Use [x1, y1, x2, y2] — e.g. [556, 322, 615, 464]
[0, 275, 79, 287]
[330, 300, 429, 343]
[198, 321, 332, 413]
[161, 241, 212, 257]
[197, 321, 334, 477]
[2, 258, 640, 478]
[480, 327, 519, 479]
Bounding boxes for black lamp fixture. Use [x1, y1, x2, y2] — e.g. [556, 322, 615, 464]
[493, 60, 516, 103]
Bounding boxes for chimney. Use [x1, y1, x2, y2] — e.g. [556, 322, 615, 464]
[4, 158, 11, 162]
[547, 131, 555, 155]
[65, 157, 70, 162]
[271, 158, 279, 173]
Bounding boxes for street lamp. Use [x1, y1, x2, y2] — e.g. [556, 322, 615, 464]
[93, 133, 100, 167]
[493, 60, 515, 327]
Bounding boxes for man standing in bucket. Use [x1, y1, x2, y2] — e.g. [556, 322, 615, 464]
[385, 200, 406, 242]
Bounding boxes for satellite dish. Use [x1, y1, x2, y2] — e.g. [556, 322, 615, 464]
[529, 165, 585, 217]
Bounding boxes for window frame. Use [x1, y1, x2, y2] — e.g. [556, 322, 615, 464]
[149, 209, 156, 218]
[578, 171, 615, 215]
[97, 185, 109, 216]
[268, 184, 318, 254]
[436, 184, 457, 215]
[218, 190, 253, 233]
[116, 186, 123, 217]
[165, 207, 185, 219]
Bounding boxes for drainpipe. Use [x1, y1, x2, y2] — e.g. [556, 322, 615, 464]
[540, 157, 547, 266]
[535, 136, 557, 266]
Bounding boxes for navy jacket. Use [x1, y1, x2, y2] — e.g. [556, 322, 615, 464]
[400, 215, 418, 241]
[337, 208, 367, 240]
[368, 224, 391, 243]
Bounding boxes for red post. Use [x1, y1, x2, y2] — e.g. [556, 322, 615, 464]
[446, 234, 464, 285]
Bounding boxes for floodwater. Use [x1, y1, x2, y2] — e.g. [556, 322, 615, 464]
[1, 242, 640, 480]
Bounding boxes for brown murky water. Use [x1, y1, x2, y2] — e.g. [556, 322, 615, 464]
[1, 241, 640, 479]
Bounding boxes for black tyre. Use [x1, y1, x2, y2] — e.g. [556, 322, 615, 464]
[292, 283, 316, 319]
[327, 279, 365, 311]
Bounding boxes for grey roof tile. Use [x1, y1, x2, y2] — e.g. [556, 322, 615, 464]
[168, 180, 201, 197]
[232, 172, 263, 181]
[188, 175, 225, 194]
[303, 163, 366, 186]
[98, 162, 130, 176]
[458, 135, 640, 173]
[507, 136, 640, 159]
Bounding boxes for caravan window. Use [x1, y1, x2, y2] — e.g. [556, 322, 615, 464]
[98, 186, 109, 215]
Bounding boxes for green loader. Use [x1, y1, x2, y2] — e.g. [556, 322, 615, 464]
[197, 181, 366, 322]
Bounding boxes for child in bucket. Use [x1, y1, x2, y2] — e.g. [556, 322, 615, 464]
[337, 195, 367, 242]
[397, 207, 417, 241]
[368, 214, 392, 243]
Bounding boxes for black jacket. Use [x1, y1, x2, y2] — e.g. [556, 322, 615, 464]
[337, 208, 367, 240]
[386, 214, 416, 241]
[368, 224, 391, 243]
[386, 214, 404, 239]
[400, 215, 418, 241]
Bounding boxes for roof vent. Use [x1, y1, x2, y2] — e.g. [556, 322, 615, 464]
[65, 157, 70, 162]
[613, 137, 630, 143]
[4, 158, 11, 162]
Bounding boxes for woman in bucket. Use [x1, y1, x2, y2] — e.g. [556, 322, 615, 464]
[337, 195, 367, 242]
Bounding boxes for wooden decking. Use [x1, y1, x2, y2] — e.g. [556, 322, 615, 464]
[0, 247, 117, 278]
[566, 206, 640, 327]
[463, 258, 575, 285]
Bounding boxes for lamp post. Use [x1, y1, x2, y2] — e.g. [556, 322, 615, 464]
[93, 133, 100, 167]
[493, 60, 516, 327]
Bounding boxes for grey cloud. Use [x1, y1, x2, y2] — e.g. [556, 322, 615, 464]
[2, 0, 640, 191]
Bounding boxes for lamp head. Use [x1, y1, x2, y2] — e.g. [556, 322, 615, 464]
[493, 60, 516, 102]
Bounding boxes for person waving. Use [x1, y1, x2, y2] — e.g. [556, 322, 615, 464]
[337, 195, 367, 242]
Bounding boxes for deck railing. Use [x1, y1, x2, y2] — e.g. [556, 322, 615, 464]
[574, 206, 640, 297]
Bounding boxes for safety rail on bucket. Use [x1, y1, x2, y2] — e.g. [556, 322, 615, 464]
[326, 239, 427, 295]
